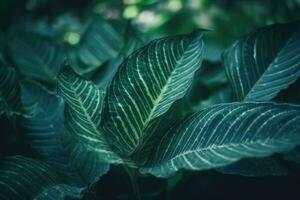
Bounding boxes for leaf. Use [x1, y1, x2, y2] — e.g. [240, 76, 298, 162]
[0, 64, 22, 115]
[101, 30, 205, 159]
[0, 156, 84, 200]
[141, 102, 300, 177]
[9, 32, 64, 83]
[223, 22, 300, 101]
[68, 17, 123, 76]
[77, 17, 122, 67]
[133, 63, 231, 163]
[216, 156, 290, 176]
[57, 66, 121, 164]
[21, 80, 110, 185]
[91, 23, 145, 89]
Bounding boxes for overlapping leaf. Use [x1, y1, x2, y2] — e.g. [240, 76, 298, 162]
[141, 102, 300, 177]
[101, 30, 205, 159]
[58, 66, 121, 164]
[68, 17, 123, 76]
[216, 157, 290, 176]
[91, 23, 144, 89]
[0, 156, 84, 200]
[223, 22, 300, 101]
[0, 64, 22, 115]
[21, 80, 109, 185]
[10, 32, 64, 83]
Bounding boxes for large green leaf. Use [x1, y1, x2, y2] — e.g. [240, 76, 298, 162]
[0, 156, 84, 200]
[101, 30, 205, 159]
[9, 32, 64, 83]
[58, 66, 121, 164]
[141, 102, 300, 177]
[0, 64, 22, 115]
[223, 22, 300, 101]
[21, 80, 110, 185]
[131, 61, 231, 164]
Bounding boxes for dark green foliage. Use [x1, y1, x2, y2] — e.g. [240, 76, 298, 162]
[0, 1, 300, 199]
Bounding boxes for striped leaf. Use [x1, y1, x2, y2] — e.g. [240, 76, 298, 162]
[0, 65, 22, 115]
[141, 102, 300, 177]
[10, 32, 64, 83]
[223, 22, 300, 101]
[101, 30, 205, 158]
[0, 156, 84, 200]
[58, 66, 121, 164]
[21, 80, 109, 185]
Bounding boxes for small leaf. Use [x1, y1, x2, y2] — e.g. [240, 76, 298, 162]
[58, 66, 121, 164]
[223, 22, 300, 101]
[0, 64, 22, 115]
[21, 80, 110, 185]
[101, 30, 205, 159]
[0, 156, 84, 200]
[141, 102, 300, 177]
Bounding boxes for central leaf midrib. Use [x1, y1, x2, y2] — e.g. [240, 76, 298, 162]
[136, 38, 196, 148]
[71, 83, 101, 141]
[244, 29, 299, 100]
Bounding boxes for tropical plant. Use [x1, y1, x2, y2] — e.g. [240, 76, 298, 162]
[0, 13, 299, 199]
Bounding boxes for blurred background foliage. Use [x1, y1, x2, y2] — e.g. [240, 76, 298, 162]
[1, 0, 300, 46]
[1, 0, 300, 199]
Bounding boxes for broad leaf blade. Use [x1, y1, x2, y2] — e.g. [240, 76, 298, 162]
[223, 22, 300, 101]
[0, 156, 84, 200]
[0, 65, 22, 115]
[58, 66, 121, 164]
[101, 30, 205, 158]
[141, 102, 300, 177]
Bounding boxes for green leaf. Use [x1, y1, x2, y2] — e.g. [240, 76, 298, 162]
[0, 65, 22, 115]
[77, 17, 122, 67]
[132, 62, 231, 163]
[216, 156, 290, 176]
[21, 80, 110, 185]
[141, 102, 300, 177]
[0, 156, 84, 200]
[101, 30, 205, 159]
[91, 23, 145, 89]
[9, 32, 64, 83]
[68, 17, 123, 76]
[223, 22, 300, 101]
[58, 66, 121, 164]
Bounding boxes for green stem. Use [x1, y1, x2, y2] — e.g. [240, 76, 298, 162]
[122, 165, 141, 200]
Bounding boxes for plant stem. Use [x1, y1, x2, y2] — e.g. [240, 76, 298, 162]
[122, 165, 141, 200]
